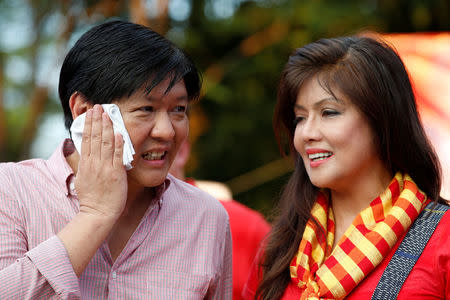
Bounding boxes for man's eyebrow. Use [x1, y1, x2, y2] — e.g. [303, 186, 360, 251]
[143, 94, 189, 101]
[175, 95, 189, 101]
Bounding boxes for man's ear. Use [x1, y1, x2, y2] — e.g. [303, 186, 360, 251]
[69, 91, 93, 119]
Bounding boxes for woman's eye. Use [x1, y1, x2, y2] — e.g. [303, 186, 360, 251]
[293, 116, 305, 125]
[322, 109, 340, 117]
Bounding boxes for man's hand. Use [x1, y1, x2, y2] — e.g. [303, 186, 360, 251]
[76, 104, 128, 221]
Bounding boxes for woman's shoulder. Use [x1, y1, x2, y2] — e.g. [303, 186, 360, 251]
[396, 204, 450, 298]
[348, 204, 450, 299]
[414, 203, 450, 260]
[429, 204, 450, 243]
[427, 202, 450, 233]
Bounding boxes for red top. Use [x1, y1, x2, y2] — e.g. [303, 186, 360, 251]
[243, 210, 450, 299]
[221, 200, 271, 300]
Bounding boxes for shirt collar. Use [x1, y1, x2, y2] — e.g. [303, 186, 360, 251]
[154, 177, 171, 207]
[47, 139, 76, 196]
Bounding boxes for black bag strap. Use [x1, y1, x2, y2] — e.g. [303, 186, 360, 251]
[371, 202, 449, 300]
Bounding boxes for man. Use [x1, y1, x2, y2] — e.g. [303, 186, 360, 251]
[0, 20, 232, 299]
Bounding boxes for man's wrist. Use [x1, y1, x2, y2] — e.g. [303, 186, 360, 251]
[77, 207, 119, 228]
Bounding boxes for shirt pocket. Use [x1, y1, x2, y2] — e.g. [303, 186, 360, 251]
[145, 269, 212, 300]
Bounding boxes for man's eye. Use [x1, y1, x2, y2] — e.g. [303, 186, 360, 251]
[140, 106, 154, 112]
[174, 106, 187, 113]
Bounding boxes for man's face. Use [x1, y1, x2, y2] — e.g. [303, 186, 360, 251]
[114, 77, 189, 190]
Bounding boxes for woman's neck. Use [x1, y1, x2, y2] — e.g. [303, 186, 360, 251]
[330, 166, 392, 248]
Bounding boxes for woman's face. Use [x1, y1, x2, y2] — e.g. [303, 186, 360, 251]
[293, 76, 389, 192]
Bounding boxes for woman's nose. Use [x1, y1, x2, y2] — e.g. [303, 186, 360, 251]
[301, 117, 322, 142]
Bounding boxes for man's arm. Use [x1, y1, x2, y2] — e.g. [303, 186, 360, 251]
[0, 106, 127, 297]
[210, 218, 233, 299]
[0, 184, 80, 298]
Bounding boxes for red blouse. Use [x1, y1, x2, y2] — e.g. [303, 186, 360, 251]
[243, 210, 450, 299]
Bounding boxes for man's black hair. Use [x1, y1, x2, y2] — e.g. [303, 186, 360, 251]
[58, 20, 201, 129]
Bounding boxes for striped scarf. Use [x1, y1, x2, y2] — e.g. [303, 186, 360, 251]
[289, 172, 428, 299]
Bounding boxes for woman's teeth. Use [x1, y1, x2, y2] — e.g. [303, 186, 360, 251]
[309, 152, 332, 161]
[142, 151, 165, 160]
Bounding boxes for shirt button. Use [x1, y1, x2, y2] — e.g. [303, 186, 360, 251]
[112, 271, 117, 279]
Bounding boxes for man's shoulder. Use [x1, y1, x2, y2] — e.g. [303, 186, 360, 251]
[0, 158, 48, 177]
[165, 175, 229, 218]
[0, 159, 51, 190]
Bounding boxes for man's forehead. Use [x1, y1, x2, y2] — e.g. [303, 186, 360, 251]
[115, 81, 188, 105]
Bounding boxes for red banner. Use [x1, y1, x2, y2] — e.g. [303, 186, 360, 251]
[382, 33, 450, 198]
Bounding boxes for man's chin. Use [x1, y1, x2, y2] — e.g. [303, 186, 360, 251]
[127, 170, 168, 189]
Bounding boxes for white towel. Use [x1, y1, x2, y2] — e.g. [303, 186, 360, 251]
[70, 104, 135, 170]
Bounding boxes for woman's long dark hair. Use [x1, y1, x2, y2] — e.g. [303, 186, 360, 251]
[256, 36, 445, 300]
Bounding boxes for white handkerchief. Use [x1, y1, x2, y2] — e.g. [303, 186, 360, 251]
[70, 104, 135, 170]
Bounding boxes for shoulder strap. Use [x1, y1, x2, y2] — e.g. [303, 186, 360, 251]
[371, 202, 449, 300]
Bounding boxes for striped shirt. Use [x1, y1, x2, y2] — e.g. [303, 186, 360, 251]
[0, 139, 232, 299]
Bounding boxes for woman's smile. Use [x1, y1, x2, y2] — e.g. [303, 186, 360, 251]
[306, 148, 334, 167]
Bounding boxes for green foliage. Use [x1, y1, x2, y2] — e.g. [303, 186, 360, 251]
[180, 0, 449, 216]
[0, 0, 448, 217]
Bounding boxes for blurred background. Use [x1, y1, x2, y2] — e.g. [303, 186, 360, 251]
[0, 0, 449, 219]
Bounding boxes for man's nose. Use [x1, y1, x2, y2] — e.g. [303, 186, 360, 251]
[151, 112, 175, 140]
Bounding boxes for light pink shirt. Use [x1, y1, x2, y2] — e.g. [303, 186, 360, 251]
[0, 139, 232, 299]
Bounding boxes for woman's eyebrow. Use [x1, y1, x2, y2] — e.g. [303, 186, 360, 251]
[294, 97, 342, 110]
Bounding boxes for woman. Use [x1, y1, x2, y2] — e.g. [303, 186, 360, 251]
[243, 36, 450, 299]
